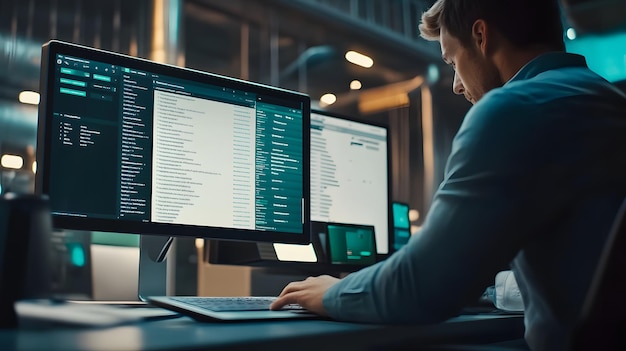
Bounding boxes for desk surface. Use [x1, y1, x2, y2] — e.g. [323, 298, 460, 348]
[0, 306, 525, 351]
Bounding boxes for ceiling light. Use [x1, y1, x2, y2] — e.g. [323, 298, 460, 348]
[320, 93, 337, 106]
[19, 91, 40, 105]
[345, 51, 373, 68]
[1, 154, 24, 169]
[566, 28, 577, 40]
[350, 80, 362, 90]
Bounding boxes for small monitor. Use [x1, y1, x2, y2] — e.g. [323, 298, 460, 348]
[392, 202, 411, 251]
[36, 40, 310, 244]
[326, 223, 376, 266]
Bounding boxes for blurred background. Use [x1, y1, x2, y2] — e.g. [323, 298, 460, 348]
[0, 0, 625, 299]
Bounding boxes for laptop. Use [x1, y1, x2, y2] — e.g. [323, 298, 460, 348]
[148, 223, 377, 322]
[147, 296, 319, 321]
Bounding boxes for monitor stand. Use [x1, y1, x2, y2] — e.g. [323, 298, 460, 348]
[138, 235, 175, 300]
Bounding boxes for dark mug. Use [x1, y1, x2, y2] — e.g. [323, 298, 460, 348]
[0, 193, 53, 328]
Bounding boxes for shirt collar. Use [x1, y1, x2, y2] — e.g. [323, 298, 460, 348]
[507, 52, 588, 84]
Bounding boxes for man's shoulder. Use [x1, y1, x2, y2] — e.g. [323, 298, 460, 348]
[497, 64, 619, 106]
[469, 64, 615, 123]
[463, 88, 531, 129]
[456, 82, 553, 151]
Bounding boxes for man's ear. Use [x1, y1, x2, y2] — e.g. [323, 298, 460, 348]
[471, 19, 490, 56]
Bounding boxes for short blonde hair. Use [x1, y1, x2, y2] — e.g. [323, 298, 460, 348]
[418, 0, 564, 49]
[418, 0, 444, 42]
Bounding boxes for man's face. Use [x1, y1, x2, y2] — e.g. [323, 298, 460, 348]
[439, 26, 502, 104]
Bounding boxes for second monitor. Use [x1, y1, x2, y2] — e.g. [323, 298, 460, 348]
[309, 109, 391, 257]
[209, 109, 392, 269]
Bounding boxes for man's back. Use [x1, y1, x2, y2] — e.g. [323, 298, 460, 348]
[321, 52, 626, 351]
[272, 1, 626, 350]
[476, 52, 626, 350]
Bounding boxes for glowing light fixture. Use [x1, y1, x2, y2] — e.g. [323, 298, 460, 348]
[19, 91, 40, 105]
[358, 76, 423, 114]
[273, 243, 317, 262]
[350, 80, 362, 90]
[320, 93, 337, 106]
[195, 238, 204, 250]
[345, 50, 373, 68]
[409, 209, 420, 222]
[32, 161, 37, 174]
[1, 154, 24, 169]
[566, 28, 577, 40]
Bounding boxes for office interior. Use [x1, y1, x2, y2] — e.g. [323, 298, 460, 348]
[0, 0, 625, 304]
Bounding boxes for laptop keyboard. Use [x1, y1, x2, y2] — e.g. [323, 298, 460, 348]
[170, 296, 305, 312]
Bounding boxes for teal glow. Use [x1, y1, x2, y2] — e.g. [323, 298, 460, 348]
[392, 203, 410, 229]
[91, 232, 139, 247]
[427, 64, 440, 84]
[168, 0, 182, 51]
[68, 244, 86, 267]
[565, 32, 626, 82]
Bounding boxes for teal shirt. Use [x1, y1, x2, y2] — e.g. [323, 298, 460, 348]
[322, 52, 626, 351]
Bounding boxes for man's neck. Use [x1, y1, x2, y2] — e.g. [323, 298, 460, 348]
[494, 45, 562, 83]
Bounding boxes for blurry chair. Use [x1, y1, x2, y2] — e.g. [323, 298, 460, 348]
[568, 197, 626, 350]
[406, 197, 626, 351]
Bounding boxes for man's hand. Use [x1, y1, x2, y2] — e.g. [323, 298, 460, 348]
[269, 275, 340, 316]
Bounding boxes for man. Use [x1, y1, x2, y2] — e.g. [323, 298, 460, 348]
[271, 0, 626, 350]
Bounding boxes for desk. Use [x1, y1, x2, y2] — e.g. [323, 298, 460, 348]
[0, 307, 524, 351]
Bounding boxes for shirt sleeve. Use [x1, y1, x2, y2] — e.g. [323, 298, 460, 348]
[322, 91, 552, 324]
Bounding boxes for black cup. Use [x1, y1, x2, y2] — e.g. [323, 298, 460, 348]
[0, 193, 53, 328]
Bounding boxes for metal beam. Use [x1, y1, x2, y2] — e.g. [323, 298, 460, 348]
[265, 0, 442, 63]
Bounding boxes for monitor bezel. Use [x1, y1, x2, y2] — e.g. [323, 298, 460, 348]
[36, 40, 311, 245]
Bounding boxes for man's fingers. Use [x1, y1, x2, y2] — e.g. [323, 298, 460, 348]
[277, 281, 301, 297]
[270, 292, 299, 310]
[269, 275, 336, 315]
[272, 280, 307, 309]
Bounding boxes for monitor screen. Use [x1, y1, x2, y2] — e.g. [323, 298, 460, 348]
[36, 40, 310, 244]
[208, 110, 393, 269]
[309, 110, 391, 255]
[326, 223, 376, 266]
[392, 202, 411, 251]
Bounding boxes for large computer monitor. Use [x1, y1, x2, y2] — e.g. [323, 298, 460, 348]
[35, 40, 311, 245]
[208, 109, 393, 270]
